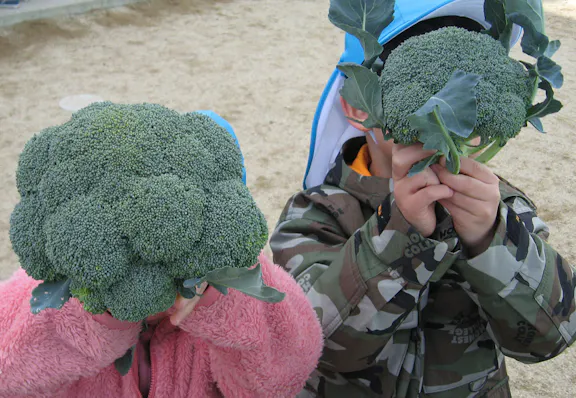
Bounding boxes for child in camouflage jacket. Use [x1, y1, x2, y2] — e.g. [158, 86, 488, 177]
[270, 12, 576, 398]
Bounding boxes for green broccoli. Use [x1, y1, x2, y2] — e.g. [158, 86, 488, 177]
[10, 102, 272, 322]
[328, 0, 563, 175]
[380, 27, 534, 150]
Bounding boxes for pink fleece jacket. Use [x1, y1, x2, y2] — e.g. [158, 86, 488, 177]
[0, 254, 323, 398]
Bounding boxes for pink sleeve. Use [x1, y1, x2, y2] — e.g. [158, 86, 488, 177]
[178, 253, 323, 398]
[0, 269, 142, 397]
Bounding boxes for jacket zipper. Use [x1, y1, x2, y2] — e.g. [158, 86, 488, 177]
[132, 345, 142, 398]
[148, 318, 169, 398]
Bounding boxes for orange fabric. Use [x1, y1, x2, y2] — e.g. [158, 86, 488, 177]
[350, 144, 372, 177]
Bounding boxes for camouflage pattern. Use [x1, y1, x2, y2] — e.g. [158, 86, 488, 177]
[270, 141, 576, 398]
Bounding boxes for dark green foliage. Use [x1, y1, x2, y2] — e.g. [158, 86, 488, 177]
[328, 0, 395, 65]
[185, 263, 286, 303]
[10, 102, 271, 322]
[380, 27, 534, 145]
[30, 279, 72, 314]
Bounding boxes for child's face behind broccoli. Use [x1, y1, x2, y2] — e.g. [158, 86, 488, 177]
[337, 26, 506, 258]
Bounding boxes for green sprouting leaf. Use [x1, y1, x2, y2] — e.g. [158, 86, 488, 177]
[526, 80, 563, 120]
[408, 106, 461, 174]
[346, 26, 386, 65]
[505, 0, 545, 34]
[528, 117, 544, 133]
[410, 70, 481, 139]
[30, 279, 72, 314]
[537, 56, 564, 88]
[202, 264, 285, 303]
[114, 345, 135, 376]
[544, 40, 561, 58]
[484, 0, 512, 51]
[337, 63, 385, 128]
[484, 0, 507, 37]
[507, 12, 548, 58]
[408, 153, 442, 177]
[328, 0, 395, 39]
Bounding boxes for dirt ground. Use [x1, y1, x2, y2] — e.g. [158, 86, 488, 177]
[0, 0, 574, 396]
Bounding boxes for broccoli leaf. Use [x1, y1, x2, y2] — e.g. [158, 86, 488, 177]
[505, 0, 545, 34]
[528, 117, 545, 133]
[409, 70, 481, 139]
[337, 63, 385, 128]
[408, 153, 442, 177]
[114, 345, 135, 376]
[544, 40, 561, 58]
[537, 56, 564, 89]
[526, 80, 563, 121]
[195, 264, 285, 303]
[507, 13, 549, 58]
[30, 279, 72, 314]
[328, 0, 395, 64]
[328, 0, 395, 40]
[484, 0, 513, 51]
[345, 26, 386, 65]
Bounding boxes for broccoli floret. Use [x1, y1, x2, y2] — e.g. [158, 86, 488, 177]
[43, 195, 131, 290]
[9, 194, 60, 282]
[119, 175, 205, 263]
[10, 102, 268, 322]
[380, 27, 534, 146]
[104, 261, 178, 322]
[172, 180, 269, 278]
[70, 283, 107, 314]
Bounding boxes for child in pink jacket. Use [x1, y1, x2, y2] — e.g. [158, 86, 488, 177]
[0, 253, 322, 398]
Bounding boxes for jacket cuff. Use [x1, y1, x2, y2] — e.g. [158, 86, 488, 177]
[454, 202, 525, 296]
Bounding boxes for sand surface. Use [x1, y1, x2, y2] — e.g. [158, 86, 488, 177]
[0, 0, 574, 395]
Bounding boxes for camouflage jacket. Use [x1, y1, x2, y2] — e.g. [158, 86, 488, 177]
[270, 141, 576, 398]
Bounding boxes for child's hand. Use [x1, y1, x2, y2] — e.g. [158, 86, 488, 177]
[170, 282, 208, 326]
[431, 157, 501, 257]
[392, 144, 454, 237]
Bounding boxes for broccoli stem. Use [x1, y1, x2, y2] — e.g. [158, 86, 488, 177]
[474, 139, 504, 164]
[431, 108, 461, 174]
[462, 144, 486, 157]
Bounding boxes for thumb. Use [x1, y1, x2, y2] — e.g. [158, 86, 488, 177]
[170, 295, 201, 326]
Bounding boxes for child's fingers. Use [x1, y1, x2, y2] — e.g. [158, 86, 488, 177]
[401, 168, 442, 194]
[392, 145, 438, 180]
[431, 164, 494, 201]
[440, 156, 498, 185]
[170, 295, 201, 326]
[412, 184, 453, 208]
[442, 193, 485, 217]
[438, 199, 469, 223]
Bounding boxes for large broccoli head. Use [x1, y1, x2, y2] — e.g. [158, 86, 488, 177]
[379, 27, 534, 146]
[10, 102, 269, 322]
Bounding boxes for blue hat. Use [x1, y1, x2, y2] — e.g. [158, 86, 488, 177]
[303, 0, 523, 189]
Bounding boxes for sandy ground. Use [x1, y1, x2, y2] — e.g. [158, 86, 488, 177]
[0, 0, 574, 395]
